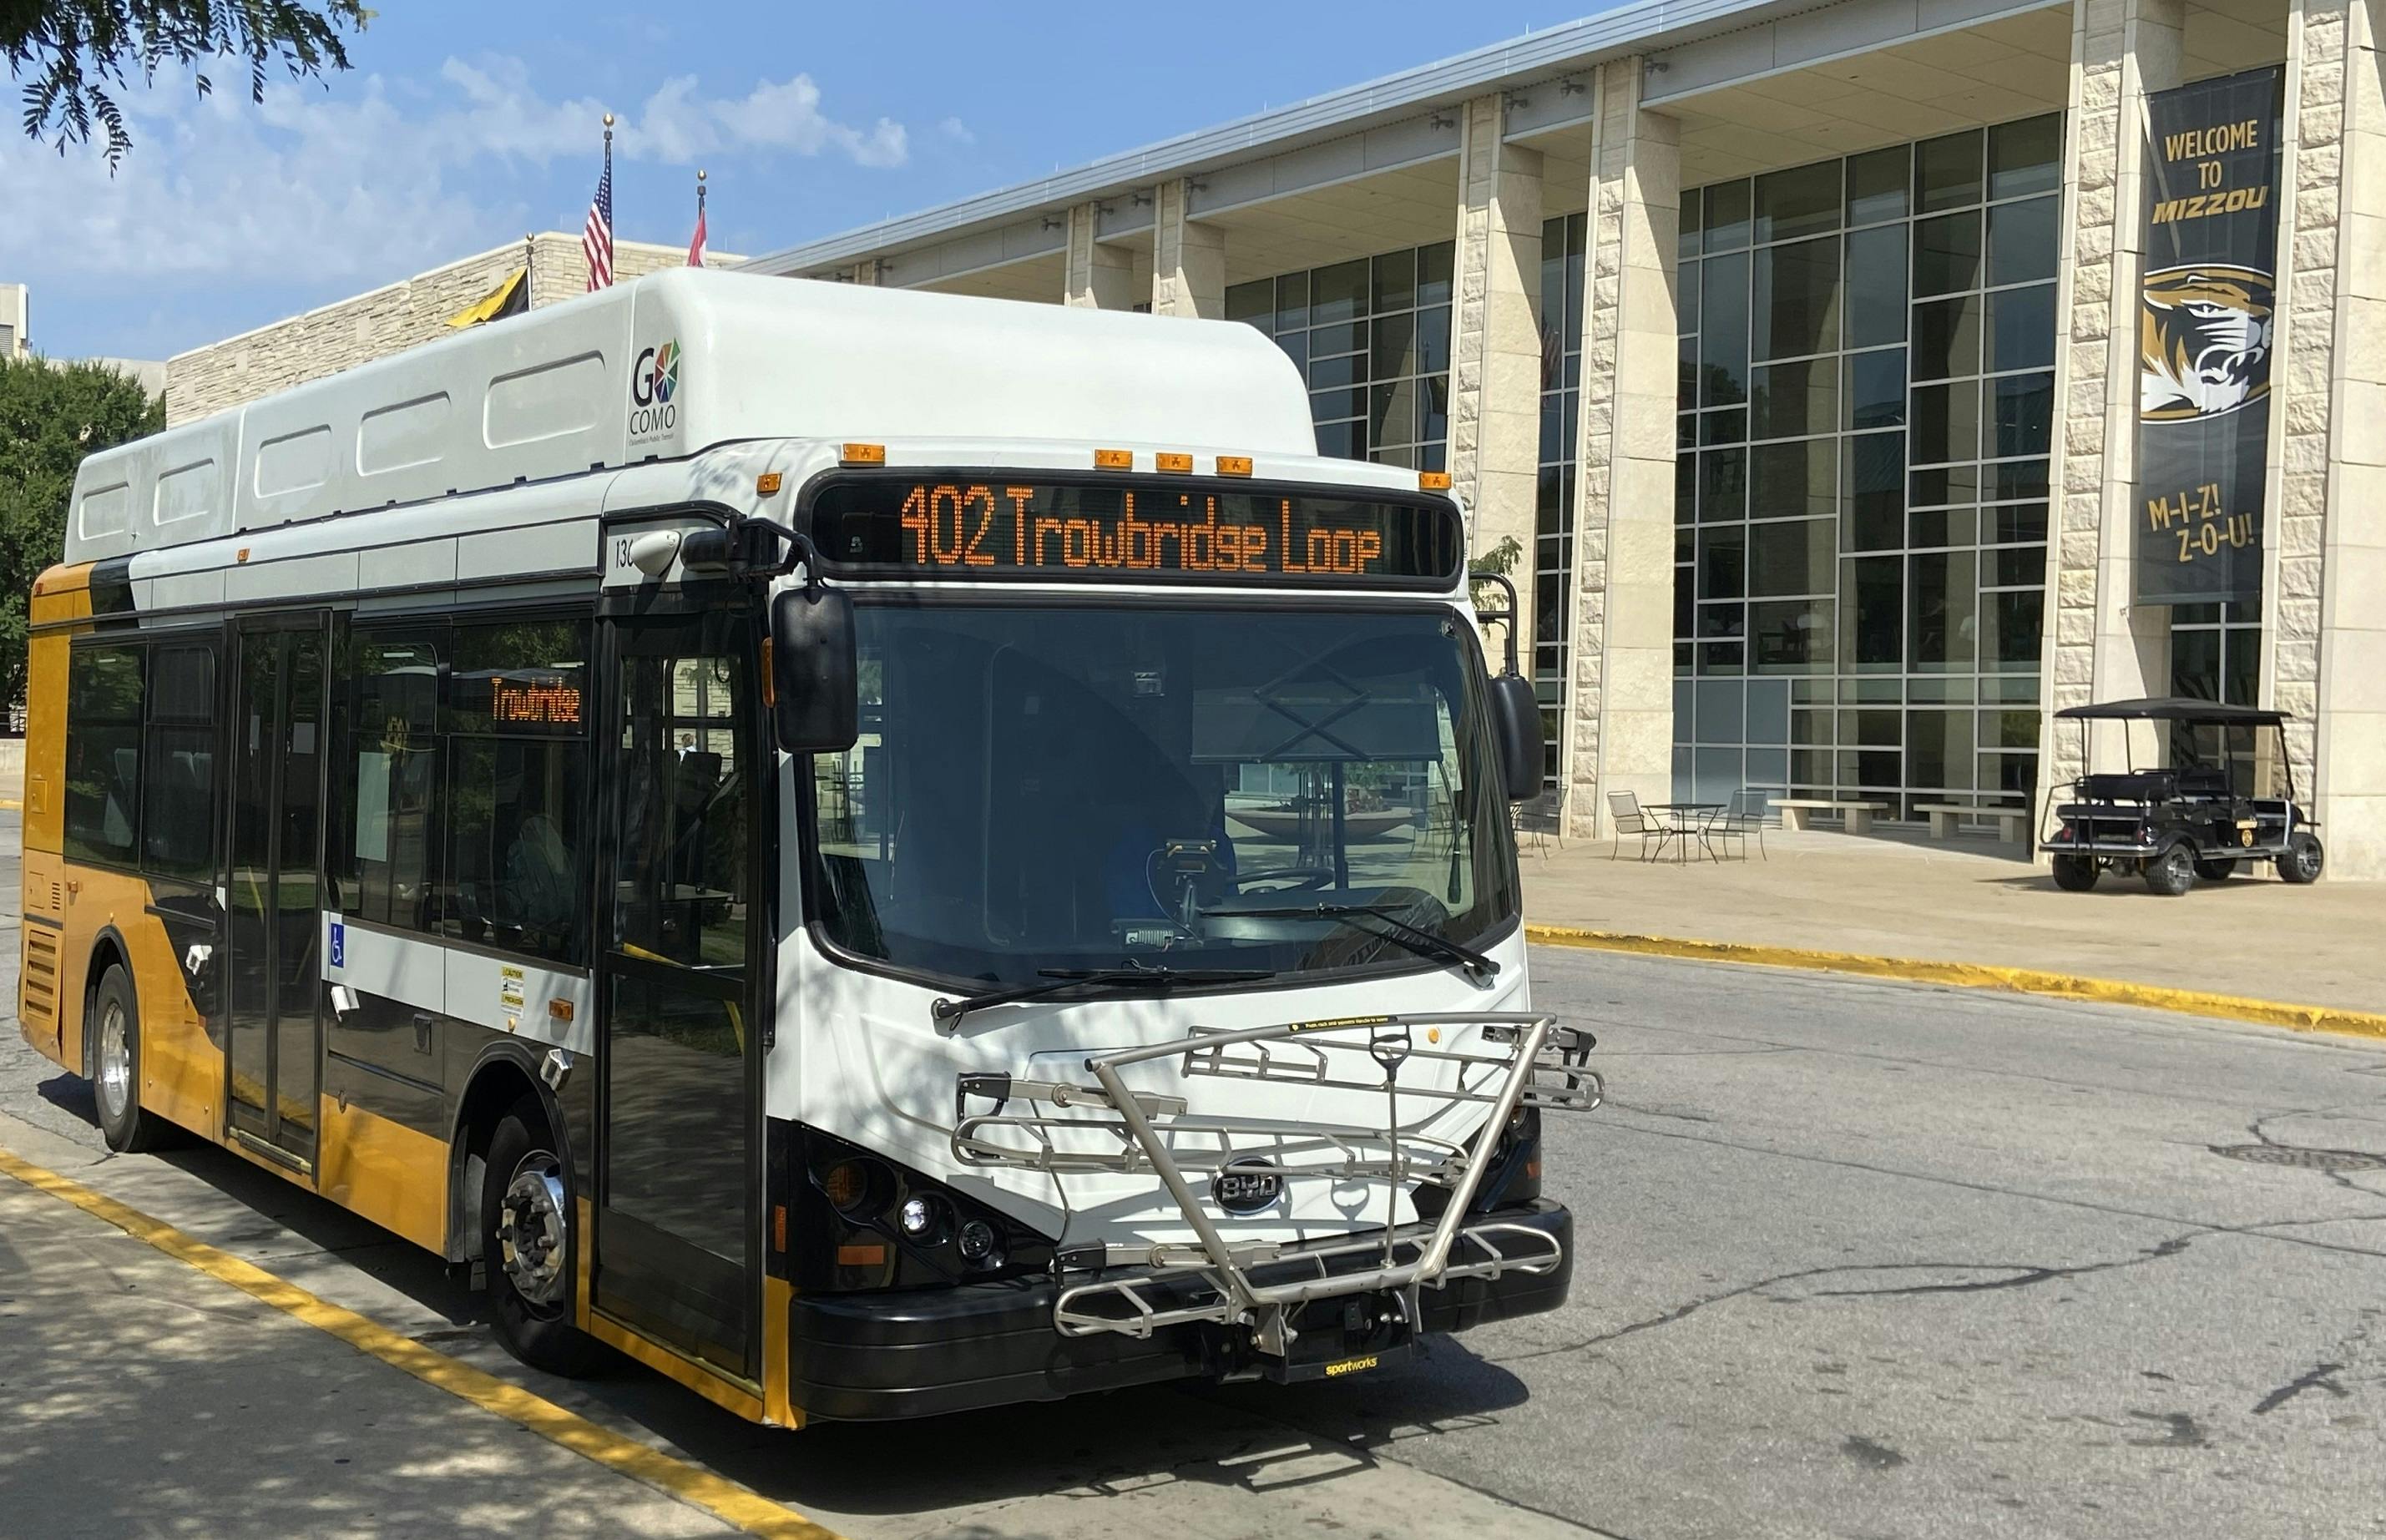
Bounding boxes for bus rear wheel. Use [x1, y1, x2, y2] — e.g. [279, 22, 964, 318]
[483, 1097, 604, 1377]
[91, 964, 174, 1153]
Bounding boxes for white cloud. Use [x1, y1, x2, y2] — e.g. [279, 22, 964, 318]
[938, 115, 975, 146]
[0, 57, 909, 290]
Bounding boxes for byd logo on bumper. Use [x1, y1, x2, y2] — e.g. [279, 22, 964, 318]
[629, 340, 681, 437]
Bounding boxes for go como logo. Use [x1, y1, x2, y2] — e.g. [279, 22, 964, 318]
[629, 340, 681, 434]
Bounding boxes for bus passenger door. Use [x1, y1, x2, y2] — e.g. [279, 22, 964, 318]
[225, 617, 329, 1167]
[591, 609, 764, 1382]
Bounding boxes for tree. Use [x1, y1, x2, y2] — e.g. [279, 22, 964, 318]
[5, 1, 370, 164]
[0, 356, 164, 706]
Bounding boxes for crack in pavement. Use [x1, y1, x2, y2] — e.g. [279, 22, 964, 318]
[1488, 1233, 2201, 1366]
[2250, 1361, 2348, 1416]
[1586, 1118, 2386, 1260]
[2251, 1309, 2378, 1416]
[1813, 1235, 2195, 1298]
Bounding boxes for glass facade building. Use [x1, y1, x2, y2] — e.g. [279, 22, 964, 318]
[1670, 114, 2064, 819]
[1536, 213, 1589, 790]
[1226, 242, 1455, 471]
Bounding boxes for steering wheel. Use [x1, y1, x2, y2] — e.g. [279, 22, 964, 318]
[1236, 866, 1338, 894]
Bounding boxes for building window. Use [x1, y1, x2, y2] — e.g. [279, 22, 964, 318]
[1536, 212, 1587, 790]
[2170, 598, 2262, 706]
[1676, 115, 2060, 820]
[1226, 240, 1455, 471]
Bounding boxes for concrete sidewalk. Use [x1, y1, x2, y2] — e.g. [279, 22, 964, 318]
[1522, 825, 2386, 1018]
[0, 1137, 735, 1538]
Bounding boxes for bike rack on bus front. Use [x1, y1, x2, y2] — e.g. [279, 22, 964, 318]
[949, 1012, 1599, 1358]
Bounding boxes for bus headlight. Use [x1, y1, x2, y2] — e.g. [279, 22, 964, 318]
[899, 1195, 946, 1239]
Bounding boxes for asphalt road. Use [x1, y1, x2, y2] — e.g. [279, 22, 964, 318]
[3, 820, 2383, 1537]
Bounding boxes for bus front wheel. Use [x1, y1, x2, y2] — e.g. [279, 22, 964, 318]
[483, 1097, 604, 1377]
[91, 963, 174, 1154]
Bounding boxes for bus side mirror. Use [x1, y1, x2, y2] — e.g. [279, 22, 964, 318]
[771, 587, 859, 754]
[1488, 674, 1543, 803]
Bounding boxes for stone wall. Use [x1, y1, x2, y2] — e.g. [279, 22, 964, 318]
[165, 235, 741, 425]
[1451, 92, 1545, 667]
[1565, 59, 1679, 840]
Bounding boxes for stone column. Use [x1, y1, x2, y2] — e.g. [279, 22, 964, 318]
[846, 260, 880, 286]
[1151, 179, 1226, 318]
[1565, 60, 1680, 840]
[1450, 93, 1546, 674]
[2045, 0, 2186, 798]
[2292, 0, 2386, 876]
[1064, 202, 1135, 309]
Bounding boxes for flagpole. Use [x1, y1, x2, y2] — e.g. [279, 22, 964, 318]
[695, 169, 708, 267]
[523, 232, 533, 306]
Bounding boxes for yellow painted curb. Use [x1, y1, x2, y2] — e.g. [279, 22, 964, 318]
[0, 799, 20, 810]
[0, 1148, 843, 1540]
[1524, 924, 2386, 1043]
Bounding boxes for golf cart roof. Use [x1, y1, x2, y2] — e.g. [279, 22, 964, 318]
[2054, 697, 2289, 725]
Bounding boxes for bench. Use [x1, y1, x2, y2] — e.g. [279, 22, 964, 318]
[1772, 798, 1891, 836]
[1913, 802, 2030, 844]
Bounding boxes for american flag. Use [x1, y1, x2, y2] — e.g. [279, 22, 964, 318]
[583, 145, 614, 291]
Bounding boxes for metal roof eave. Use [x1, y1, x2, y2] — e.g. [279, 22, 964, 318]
[738, 0, 1797, 278]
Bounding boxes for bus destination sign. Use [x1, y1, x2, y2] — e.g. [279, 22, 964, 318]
[806, 475, 1463, 586]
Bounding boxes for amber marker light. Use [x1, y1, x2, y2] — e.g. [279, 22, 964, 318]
[756, 472, 783, 496]
[1418, 471, 1453, 492]
[841, 442, 886, 466]
[1156, 452, 1195, 474]
[1094, 448, 1134, 469]
[837, 1243, 887, 1267]
[1217, 455, 1254, 477]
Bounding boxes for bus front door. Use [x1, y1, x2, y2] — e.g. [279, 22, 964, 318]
[225, 618, 330, 1167]
[591, 610, 764, 1383]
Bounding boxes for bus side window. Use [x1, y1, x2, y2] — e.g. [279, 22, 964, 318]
[140, 645, 219, 887]
[439, 619, 592, 966]
[341, 633, 446, 934]
[64, 644, 145, 869]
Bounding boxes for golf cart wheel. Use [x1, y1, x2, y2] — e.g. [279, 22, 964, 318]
[2276, 831, 2324, 885]
[2141, 843, 2196, 897]
[2050, 853, 2100, 891]
[2193, 857, 2238, 881]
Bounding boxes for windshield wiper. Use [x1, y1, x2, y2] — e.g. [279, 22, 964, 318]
[930, 962, 1276, 1026]
[1205, 901, 1501, 982]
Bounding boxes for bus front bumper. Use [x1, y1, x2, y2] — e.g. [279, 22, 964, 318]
[786, 1199, 1573, 1422]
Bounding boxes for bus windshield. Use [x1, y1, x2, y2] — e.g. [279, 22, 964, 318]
[806, 600, 1519, 990]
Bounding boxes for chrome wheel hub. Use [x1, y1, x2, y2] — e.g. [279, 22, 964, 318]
[498, 1155, 570, 1309]
[96, 1001, 132, 1122]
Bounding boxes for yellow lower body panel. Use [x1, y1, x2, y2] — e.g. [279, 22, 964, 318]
[317, 1096, 449, 1255]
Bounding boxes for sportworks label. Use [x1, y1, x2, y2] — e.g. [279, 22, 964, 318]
[1324, 1356, 1380, 1378]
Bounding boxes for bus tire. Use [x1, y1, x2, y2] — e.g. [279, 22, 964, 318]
[483, 1097, 604, 1377]
[91, 963, 174, 1153]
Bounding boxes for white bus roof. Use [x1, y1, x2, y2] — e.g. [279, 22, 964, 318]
[63, 269, 1317, 566]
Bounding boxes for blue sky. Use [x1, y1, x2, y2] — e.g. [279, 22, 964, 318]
[5, 2, 1611, 365]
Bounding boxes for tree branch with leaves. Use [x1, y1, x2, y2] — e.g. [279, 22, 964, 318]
[4, 0, 371, 164]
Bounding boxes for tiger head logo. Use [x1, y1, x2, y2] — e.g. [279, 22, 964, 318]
[2141, 264, 2273, 422]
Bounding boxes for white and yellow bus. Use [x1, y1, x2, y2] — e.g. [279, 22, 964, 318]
[19, 269, 1597, 1425]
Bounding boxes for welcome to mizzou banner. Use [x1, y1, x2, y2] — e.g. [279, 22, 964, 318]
[2135, 66, 2285, 604]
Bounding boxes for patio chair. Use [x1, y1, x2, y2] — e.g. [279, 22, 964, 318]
[1607, 790, 1677, 862]
[1709, 788, 1770, 861]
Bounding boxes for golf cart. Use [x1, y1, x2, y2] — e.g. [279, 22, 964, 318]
[2041, 698, 2323, 896]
